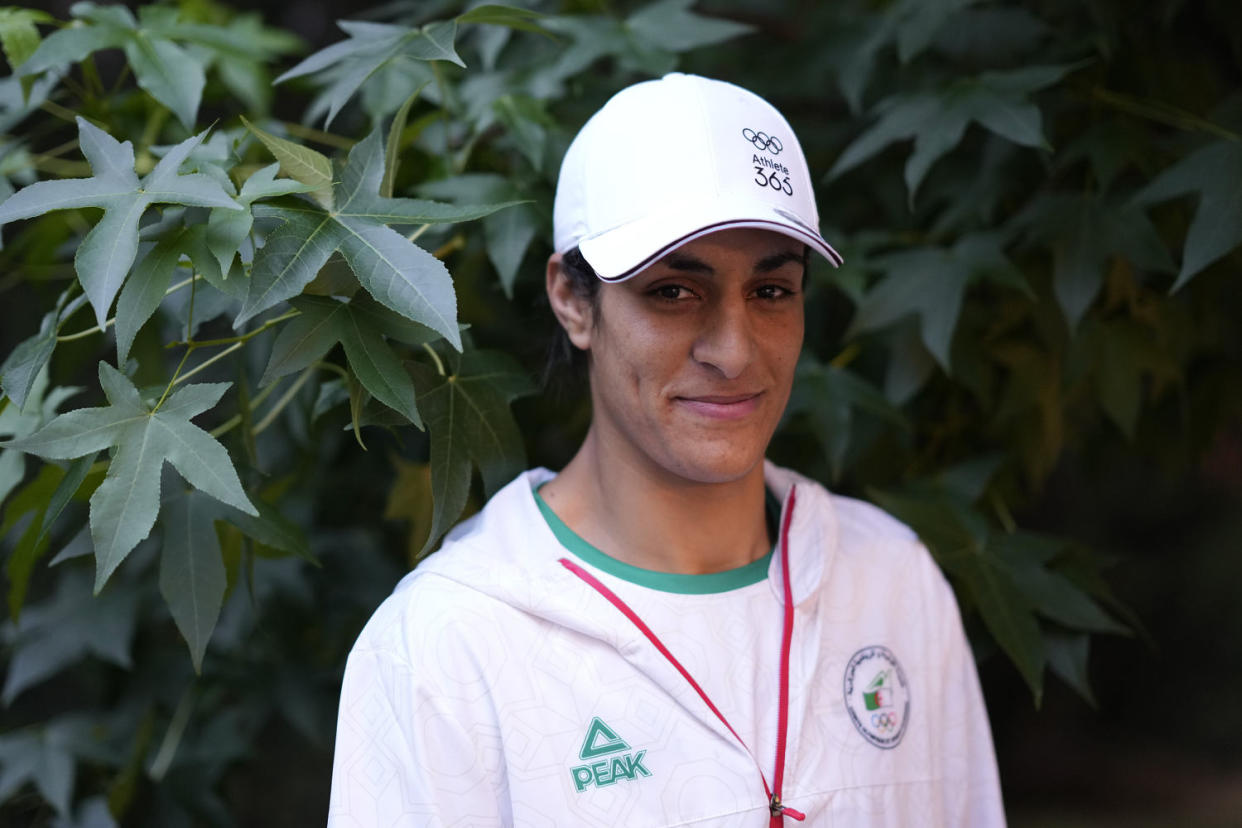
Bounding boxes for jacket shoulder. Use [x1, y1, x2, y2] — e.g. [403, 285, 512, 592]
[830, 492, 920, 545]
[350, 570, 499, 668]
[764, 460, 919, 546]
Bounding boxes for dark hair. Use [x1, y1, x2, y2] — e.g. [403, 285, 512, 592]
[542, 246, 600, 389]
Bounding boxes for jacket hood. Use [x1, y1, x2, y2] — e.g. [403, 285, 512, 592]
[406, 462, 838, 650]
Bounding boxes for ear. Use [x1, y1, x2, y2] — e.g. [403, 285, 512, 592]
[546, 253, 594, 351]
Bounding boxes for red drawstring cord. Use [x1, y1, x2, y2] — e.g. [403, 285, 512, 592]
[771, 486, 799, 823]
[558, 484, 804, 825]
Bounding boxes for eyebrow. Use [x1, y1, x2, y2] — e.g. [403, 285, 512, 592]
[660, 248, 805, 274]
[755, 250, 805, 273]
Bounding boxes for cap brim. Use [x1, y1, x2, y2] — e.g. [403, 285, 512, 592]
[577, 198, 843, 282]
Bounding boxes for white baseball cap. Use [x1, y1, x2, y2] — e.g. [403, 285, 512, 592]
[553, 72, 843, 281]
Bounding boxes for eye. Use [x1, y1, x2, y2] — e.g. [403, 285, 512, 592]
[754, 284, 795, 300]
[649, 283, 694, 302]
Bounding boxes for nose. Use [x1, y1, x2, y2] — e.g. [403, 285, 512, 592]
[690, 294, 755, 379]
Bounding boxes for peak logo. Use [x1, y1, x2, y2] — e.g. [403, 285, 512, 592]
[570, 717, 652, 792]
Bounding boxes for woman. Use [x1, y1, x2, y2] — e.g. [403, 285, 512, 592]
[329, 73, 1005, 827]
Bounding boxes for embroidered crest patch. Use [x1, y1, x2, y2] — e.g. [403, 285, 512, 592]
[843, 645, 910, 749]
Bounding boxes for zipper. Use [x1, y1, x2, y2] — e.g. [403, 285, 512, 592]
[559, 484, 804, 824]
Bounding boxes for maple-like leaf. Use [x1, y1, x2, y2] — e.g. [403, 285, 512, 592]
[1013, 193, 1175, 329]
[0, 367, 79, 508]
[159, 485, 311, 671]
[869, 486, 1048, 702]
[20, 3, 205, 129]
[0, 117, 239, 328]
[0, 715, 99, 817]
[828, 64, 1077, 204]
[384, 455, 435, 565]
[276, 19, 465, 126]
[1131, 139, 1242, 291]
[159, 489, 227, 675]
[238, 126, 521, 346]
[0, 455, 97, 623]
[0, 363, 256, 592]
[847, 233, 1031, 370]
[133, 5, 303, 116]
[409, 349, 534, 555]
[420, 173, 542, 296]
[261, 295, 434, 425]
[206, 162, 316, 277]
[21, 3, 301, 126]
[0, 286, 87, 411]
[0, 370, 93, 623]
[1, 568, 139, 706]
[0, 8, 52, 74]
[786, 357, 907, 481]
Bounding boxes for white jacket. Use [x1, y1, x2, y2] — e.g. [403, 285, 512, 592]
[328, 462, 1006, 826]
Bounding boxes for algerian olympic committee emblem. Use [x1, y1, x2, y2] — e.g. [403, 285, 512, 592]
[843, 645, 910, 749]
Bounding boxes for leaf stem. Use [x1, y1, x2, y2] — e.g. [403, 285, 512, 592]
[82, 54, 105, 98]
[168, 309, 300, 348]
[407, 224, 430, 242]
[1090, 87, 1242, 141]
[31, 157, 88, 177]
[149, 686, 195, 781]
[139, 108, 170, 166]
[432, 234, 464, 260]
[166, 273, 202, 295]
[314, 360, 350, 381]
[38, 100, 84, 124]
[59, 72, 93, 103]
[253, 367, 315, 435]
[990, 490, 1017, 534]
[57, 317, 115, 341]
[280, 121, 355, 149]
[422, 342, 446, 376]
[153, 347, 194, 413]
[172, 342, 244, 386]
[185, 268, 198, 343]
[208, 377, 285, 438]
[31, 137, 80, 162]
[56, 274, 201, 341]
[829, 342, 862, 370]
[110, 63, 132, 96]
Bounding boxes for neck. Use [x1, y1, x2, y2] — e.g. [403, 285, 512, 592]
[540, 427, 771, 575]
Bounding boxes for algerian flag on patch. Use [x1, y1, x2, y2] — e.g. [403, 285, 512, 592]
[863, 669, 894, 710]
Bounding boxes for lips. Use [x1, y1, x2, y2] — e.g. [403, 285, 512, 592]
[674, 392, 763, 420]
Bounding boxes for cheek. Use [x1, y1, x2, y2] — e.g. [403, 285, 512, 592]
[594, 298, 692, 389]
[762, 312, 804, 375]
[588, 316, 658, 406]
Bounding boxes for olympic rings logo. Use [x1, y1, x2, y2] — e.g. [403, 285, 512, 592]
[871, 712, 898, 733]
[742, 128, 783, 154]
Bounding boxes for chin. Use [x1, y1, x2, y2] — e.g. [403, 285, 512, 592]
[661, 442, 766, 485]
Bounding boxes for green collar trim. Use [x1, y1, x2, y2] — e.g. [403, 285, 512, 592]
[532, 485, 774, 595]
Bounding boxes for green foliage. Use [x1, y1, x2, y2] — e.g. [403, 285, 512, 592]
[410, 348, 534, 556]
[20, 2, 299, 123]
[0, 8, 52, 73]
[0, 0, 1238, 824]
[238, 125, 515, 340]
[1132, 140, 1242, 290]
[828, 63, 1074, 204]
[4, 362, 256, 592]
[263, 295, 425, 425]
[0, 118, 239, 329]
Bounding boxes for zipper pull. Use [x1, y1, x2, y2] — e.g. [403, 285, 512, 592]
[769, 795, 806, 821]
